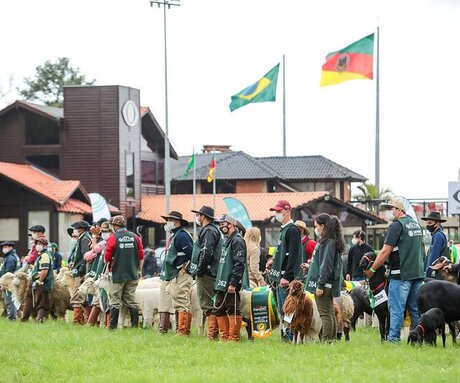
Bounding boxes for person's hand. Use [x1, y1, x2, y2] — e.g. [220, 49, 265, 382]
[260, 280, 267, 287]
[137, 271, 142, 279]
[265, 259, 273, 272]
[345, 274, 351, 281]
[315, 288, 324, 297]
[364, 269, 374, 279]
[443, 264, 453, 272]
[90, 226, 100, 236]
[227, 285, 236, 294]
[279, 277, 289, 288]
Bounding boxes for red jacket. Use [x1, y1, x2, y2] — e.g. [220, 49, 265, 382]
[104, 229, 144, 272]
[302, 236, 317, 262]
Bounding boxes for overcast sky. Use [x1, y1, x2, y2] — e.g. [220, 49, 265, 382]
[1, 0, 459, 200]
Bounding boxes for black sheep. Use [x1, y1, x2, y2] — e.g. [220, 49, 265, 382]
[407, 307, 446, 347]
[416, 280, 459, 345]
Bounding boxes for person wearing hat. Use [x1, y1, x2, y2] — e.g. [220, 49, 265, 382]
[159, 211, 193, 335]
[69, 220, 92, 325]
[213, 214, 249, 341]
[104, 215, 144, 329]
[364, 197, 425, 343]
[295, 220, 317, 263]
[22, 224, 47, 271]
[266, 199, 302, 342]
[421, 211, 449, 279]
[21, 237, 55, 322]
[49, 243, 62, 273]
[0, 241, 21, 320]
[190, 205, 223, 340]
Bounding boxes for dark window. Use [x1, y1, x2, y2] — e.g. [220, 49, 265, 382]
[157, 161, 164, 185]
[141, 160, 156, 184]
[25, 111, 59, 145]
[26, 155, 60, 173]
[126, 152, 135, 198]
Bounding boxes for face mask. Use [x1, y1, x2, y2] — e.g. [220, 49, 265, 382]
[164, 222, 174, 232]
[385, 210, 395, 222]
[101, 232, 110, 240]
[195, 217, 201, 226]
[352, 238, 358, 245]
[31, 233, 38, 240]
[36, 245, 44, 252]
[426, 224, 436, 233]
[219, 224, 229, 235]
[2, 248, 10, 255]
[314, 228, 321, 238]
[275, 213, 284, 222]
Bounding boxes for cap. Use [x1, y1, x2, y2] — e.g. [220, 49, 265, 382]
[71, 220, 91, 229]
[0, 241, 15, 247]
[269, 200, 292, 212]
[215, 213, 237, 225]
[380, 197, 405, 212]
[421, 211, 447, 223]
[50, 242, 58, 250]
[35, 237, 49, 246]
[29, 225, 45, 233]
[191, 205, 215, 220]
[109, 215, 127, 227]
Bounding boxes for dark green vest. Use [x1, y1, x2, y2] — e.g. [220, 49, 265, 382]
[160, 228, 192, 281]
[397, 216, 424, 280]
[268, 223, 301, 282]
[189, 223, 222, 277]
[32, 250, 54, 293]
[73, 232, 91, 273]
[214, 232, 249, 292]
[88, 253, 102, 278]
[111, 230, 139, 283]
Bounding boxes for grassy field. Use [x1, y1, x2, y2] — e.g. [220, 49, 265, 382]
[1, 319, 459, 383]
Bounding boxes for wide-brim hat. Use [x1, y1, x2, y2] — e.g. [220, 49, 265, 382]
[294, 220, 311, 236]
[66, 228, 74, 237]
[0, 241, 15, 247]
[191, 205, 215, 220]
[161, 211, 189, 226]
[380, 197, 405, 212]
[421, 211, 447, 223]
[100, 221, 111, 232]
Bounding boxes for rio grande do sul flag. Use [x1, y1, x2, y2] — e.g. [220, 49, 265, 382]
[229, 63, 280, 111]
[320, 34, 374, 86]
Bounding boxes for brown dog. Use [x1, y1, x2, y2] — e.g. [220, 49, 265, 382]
[283, 280, 314, 344]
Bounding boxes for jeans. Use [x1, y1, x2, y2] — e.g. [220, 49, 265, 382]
[276, 285, 293, 341]
[2, 290, 17, 320]
[387, 279, 423, 342]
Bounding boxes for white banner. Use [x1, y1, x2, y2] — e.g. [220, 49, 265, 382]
[448, 182, 460, 216]
[88, 193, 111, 223]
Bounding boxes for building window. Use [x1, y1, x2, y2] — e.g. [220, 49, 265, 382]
[25, 111, 59, 145]
[26, 155, 60, 174]
[0, 218, 19, 241]
[141, 160, 156, 184]
[126, 152, 135, 198]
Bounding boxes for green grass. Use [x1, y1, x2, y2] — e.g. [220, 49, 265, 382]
[1, 319, 459, 383]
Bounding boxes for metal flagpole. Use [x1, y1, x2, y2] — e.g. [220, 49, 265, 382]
[212, 152, 216, 213]
[375, 26, 380, 191]
[282, 54, 286, 157]
[192, 148, 197, 238]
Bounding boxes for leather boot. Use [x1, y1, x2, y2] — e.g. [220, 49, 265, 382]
[87, 306, 101, 326]
[176, 311, 186, 336]
[175, 311, 179, 332]
[73, 307, 85, 325]
[129, 307, 139, 328]
[105, 312, 110, 327]
[228, 315, 242, 341]
[207, 315, 219, 340]
[84, 305, 92, 323]
[185, 311, 192, 336]
[216, 315, 230, 341]
[109, 307, 120, 330]
[159, 312, 171, 334]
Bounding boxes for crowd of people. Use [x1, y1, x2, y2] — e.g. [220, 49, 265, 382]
[0, 196, 454, 344]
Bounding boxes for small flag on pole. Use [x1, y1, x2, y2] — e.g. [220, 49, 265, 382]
[229, 63, 280, 112]
[184, 151, 195, 176]
[320, 34, 374, 87]
[207, 158, 215, 183]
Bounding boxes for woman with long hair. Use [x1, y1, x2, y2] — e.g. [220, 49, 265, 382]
[305, 213, 344, 342]
[244, 227, 265, 287]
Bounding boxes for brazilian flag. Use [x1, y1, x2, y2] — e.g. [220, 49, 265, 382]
[229, 63, 280, 112]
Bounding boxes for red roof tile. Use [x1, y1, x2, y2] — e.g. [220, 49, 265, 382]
[56, 198, 93, 214]
[139, 192, 329, 223]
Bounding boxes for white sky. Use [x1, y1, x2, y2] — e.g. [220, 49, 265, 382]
[1, 0, 459, 199]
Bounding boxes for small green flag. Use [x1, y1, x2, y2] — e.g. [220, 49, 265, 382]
[229, 63, 280, 112]
[184, 152, 195, 176]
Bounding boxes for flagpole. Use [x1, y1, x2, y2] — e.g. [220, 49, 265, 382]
[192, 148, 197, 238]
[375, 26, 380, 191]
[282, 54, 286, 157]
[212, 152, 216, 213]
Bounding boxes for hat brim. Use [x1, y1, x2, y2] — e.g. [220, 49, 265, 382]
[161, 215, 189, 226]
[191, 210, 214, 219]
[269, 206, 283, 212]
[421, 217, 447, 222]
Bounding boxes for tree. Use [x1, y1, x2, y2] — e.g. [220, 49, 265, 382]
[19, 57, 95, 107]
[353, 182, 393, 213]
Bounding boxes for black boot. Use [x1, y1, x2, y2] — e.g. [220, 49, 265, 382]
[129, 307, 139, 328]
[159, 312, 171, 334]
[109, 307, 120, 330]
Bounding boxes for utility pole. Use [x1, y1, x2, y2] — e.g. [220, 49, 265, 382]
[150, 0, 180, 214]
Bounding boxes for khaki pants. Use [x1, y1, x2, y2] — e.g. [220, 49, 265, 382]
[169, 272, 193, 312]
[196, 274, 216, 316]
[70, 276, 85, 308]
[108, 279, 139, 310]
[158, 280, 174, 314]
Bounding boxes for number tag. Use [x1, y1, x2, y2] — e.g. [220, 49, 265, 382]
[373, 289, 388, 307]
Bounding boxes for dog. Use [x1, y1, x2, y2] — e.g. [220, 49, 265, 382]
[407, 307, 446, 347]
[283, 280, 314, 344]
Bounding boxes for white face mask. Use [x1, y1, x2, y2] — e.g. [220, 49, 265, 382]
[2, 248, 10, 255]
[385, 210, 395, 222]
[195, 217, 201, 226]
[275, 213, 284, 222]
[101, 232, 110, 240]
[164, 221, 175, 232]
[36, 245, 44, 252]
[352, 238, 359, 245]
[314, 228, 321, 238]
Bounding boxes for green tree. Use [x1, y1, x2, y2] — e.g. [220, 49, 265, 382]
[19, 57, 95, 107]
[353, 182, 393, 213]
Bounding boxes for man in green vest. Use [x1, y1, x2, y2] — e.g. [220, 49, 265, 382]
[364, 197, 424, 343]
[214, 214, 248, 341]
[266, 200, 302, 342]
[160, 211, 193, 336]
[104, 215, 144, 330]
[190, 205, 222, 340]
[21, 237, 54, 322]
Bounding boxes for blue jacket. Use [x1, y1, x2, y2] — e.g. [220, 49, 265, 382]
[1, 249, 20, 276]
[425, 227, 448, 277]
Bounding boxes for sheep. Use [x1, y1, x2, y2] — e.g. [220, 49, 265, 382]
[334, 290, 355, 341]
[408, 307, 446, 347]
[416, 280, 460, 345]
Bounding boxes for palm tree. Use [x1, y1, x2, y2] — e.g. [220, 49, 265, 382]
[353, 182, 393, 213]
